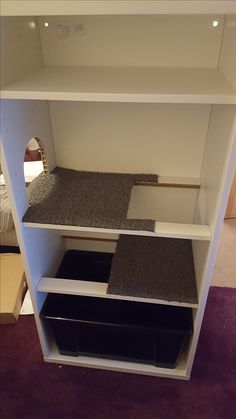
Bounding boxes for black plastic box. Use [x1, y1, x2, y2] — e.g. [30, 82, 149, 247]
[55, 249, 113, 282]
[40, 250, 193, 368]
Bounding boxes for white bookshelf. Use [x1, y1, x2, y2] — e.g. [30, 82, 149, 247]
[1, 2, 236, 380]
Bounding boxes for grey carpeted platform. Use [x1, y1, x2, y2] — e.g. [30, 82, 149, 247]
[23, 167, 157, 231]
[107, 235, 198, 304]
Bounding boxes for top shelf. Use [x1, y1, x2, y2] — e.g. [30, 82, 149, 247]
[2, 66, 236, 104]
[1, 1, 236, 16]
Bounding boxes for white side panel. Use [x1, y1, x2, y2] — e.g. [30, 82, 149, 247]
[219, 15, 236, 89]
[192, 105, 236, 293]
[39, 15, 223, 68]
[0, 17, 43, 87]
[192, 241, 210, 294]
[50, 102, 210, 178]
[189, 105, 236, 376]
[0, 99, 61, 355]
[195, 105, 236, 229]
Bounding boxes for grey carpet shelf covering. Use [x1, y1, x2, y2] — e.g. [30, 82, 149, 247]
[23, 167, 158, 231]
[107, 235, 198, 304]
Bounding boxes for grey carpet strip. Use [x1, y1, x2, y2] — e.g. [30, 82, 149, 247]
[23, 167, 157, 231]
[107, 235, 198, 304]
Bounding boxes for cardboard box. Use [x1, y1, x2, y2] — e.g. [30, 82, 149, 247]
[0, 253, 27, 324]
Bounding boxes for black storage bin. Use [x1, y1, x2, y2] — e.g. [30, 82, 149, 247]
[55, 249, 113, 282]
[41, 292, 193, 369]
[41, 250, 193, 368]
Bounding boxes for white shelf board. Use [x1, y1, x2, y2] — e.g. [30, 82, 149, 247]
[38, 277, 198, 308]
[23, 221, 211, 241]
[154, 222, 210, 240]
[45, 343, 188, 380]
[1, 1, 236, 16]
[2, 66, 236, 104]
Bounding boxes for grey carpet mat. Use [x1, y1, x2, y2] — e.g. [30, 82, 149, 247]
[23, 167, 157, 231]
[107, 235, 198, 304]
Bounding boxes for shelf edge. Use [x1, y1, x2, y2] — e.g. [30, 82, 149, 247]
[2, 90, 236, 104]
[38, 277, 199, 308]
[23, 221, 211, 241]
[44, 350, 188, 380]
[1, 1, 236, 16]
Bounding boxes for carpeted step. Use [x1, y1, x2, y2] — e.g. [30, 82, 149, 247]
[23, 167, 157, 231]
[107, 235, 198, 304]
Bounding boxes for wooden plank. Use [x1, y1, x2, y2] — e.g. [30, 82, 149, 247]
[62, 235, 118, 243]
[135, 181, 200, 189]
[38, 277, 199, 308]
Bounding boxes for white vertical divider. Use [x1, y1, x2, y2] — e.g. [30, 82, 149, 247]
[188, 105, 236, 377]
[0, 99, 64, 356]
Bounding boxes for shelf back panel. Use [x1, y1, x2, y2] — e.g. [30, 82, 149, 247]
[49, 102, 210, 178]
[39, 15, 223, 68]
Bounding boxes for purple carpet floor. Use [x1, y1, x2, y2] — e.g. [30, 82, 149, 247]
[0, 286, 235, 419]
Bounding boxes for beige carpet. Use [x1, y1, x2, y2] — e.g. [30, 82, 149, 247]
[212, 219, 236, 288]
